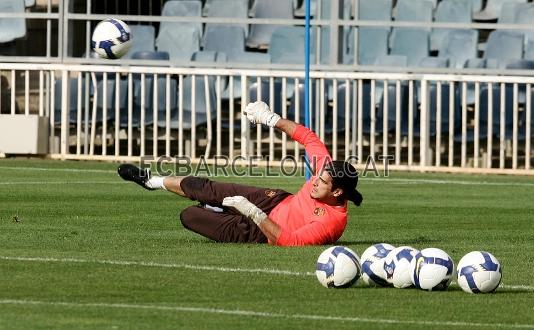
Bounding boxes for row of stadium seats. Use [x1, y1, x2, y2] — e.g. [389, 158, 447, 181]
[117, 0, 534, 69]
[53, 69, 534, 142]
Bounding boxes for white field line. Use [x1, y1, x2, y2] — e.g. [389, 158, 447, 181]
[0, 299, 533, 329]
[0, 166, 533, 187]
[0, 255, 532, 292]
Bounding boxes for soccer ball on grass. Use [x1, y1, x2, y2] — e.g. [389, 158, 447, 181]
[360, 243, 395, 287]
[316, 246, 362, 288]
[382, 246, 419, 288]
[411, 247, 455, 291]
[457, 251, 502, 293]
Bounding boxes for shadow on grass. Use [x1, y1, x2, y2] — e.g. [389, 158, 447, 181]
[338, 236, 439, 246]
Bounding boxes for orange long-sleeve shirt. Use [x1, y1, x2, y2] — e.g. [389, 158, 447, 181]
[268, 125, 348, 246]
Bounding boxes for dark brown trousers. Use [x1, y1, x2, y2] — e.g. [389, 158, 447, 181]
[179, 176, 291, 243]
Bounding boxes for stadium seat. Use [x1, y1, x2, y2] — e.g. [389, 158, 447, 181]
[0, 0, 26, 43]
[123, 25, 156, 59]
[514, 3, 534, 46]
[356, 0, 392, 66]
[484, 30, 524, 68]
[390, 0, 433, 50]
[474, 0, 527, 21]
[203, 26, 246, 57]
[439, 29, 479, 69]
[430, 0, 473, 52]
[357, 28, 390, 66]
[498, 2, 522, 23]
[156, 24, 200, 61]
[318, 0, 352, 64]
[390, 29, 430, 67]
[156, 0, 202, 60]
[131, 51, 169, 61]
[287, 81, 328, 131]
[269, 26, 316, 64]
[426, 83, 461, 137]
[53, 78, 87, 125]
[455, 85, 515, 142]
[246, 0, 293, 49]
[203, 0, 249, 37]
[24, 0, 35, 7]
[525, 40, 534, 60]
[160, 0, 202, 34]
[180, 51, 220, 129]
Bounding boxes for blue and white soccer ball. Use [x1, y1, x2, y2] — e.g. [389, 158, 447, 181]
[91, 18, 132, 59]
[360, 243, 395, 287]
[316, 246, 362, 288]
[411, 248, 455, 291]
[457, 251, 502, 293]
[382, 246, 419, 288]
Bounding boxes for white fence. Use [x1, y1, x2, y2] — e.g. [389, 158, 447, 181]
[1, 63, 533, 175]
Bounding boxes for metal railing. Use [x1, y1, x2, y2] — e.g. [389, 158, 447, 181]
[1, 62, 533, 175]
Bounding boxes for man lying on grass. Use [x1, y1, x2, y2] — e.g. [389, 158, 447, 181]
[118, 101, 362, 246]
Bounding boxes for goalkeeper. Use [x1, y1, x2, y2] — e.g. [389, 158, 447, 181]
[118, 101, 362, 246]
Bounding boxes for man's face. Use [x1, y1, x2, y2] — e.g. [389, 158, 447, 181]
[310, 170, 336, 201]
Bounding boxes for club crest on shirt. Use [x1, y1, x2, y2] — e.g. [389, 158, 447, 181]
[265, 190, 276, 197]
[314, 207, 326, 216]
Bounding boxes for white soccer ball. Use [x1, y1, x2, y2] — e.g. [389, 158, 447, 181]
[316, 246, 362, 288]
[360, 243, 395, 287]
[382, 246, 419, 288]
[457, 251, 502, 293]
[411, 248, 455, 291]
[91, 18, 132, 59]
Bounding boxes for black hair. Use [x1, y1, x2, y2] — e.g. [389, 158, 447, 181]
[324, 160, 363, 206]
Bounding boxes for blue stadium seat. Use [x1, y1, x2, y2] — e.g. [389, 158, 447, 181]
[455, 85, 515, 142]
[390, 0, 433, 54]
[287, 81, 328, 131]
[246, 0, 293, 49]
[390, 29, 430, 67]
[514, 3, 534, 47]
[24, 0, 34, 7]
[498, 2, 522, 23]
[156, 24, 201, 60]
[439, 29, 479, 68]
[356, 0, 392, 66]
[318, 0, 352, 64]
[474, 0, 526, 21]
[431, 0, 473, 52]
[160, 0, 202, 34]
[269, 26, 316, 64]
[156, 0, 202, 60]
[357, 28, 390, 66]
[204, 0, 249, 37]
[0, 0, 26, 43]
[484, 30, 524, 68]
[526, 40, 534, 60]
[123, 25, 156, 59]
[53, 78, 86, 125]
[131, 51, 169, 61]
[203, 26, 246, 57]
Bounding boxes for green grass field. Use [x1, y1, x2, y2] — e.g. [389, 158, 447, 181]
[0, 158, 533, 329]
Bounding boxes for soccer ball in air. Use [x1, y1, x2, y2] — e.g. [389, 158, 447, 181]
[360, 243, 395, 287]
[91, 18, 132, 59]
[382, 246, 419, 288]
[457, 251, 502, 293]
[411, 248, 455, 291]
[316, 246, 362, 288]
